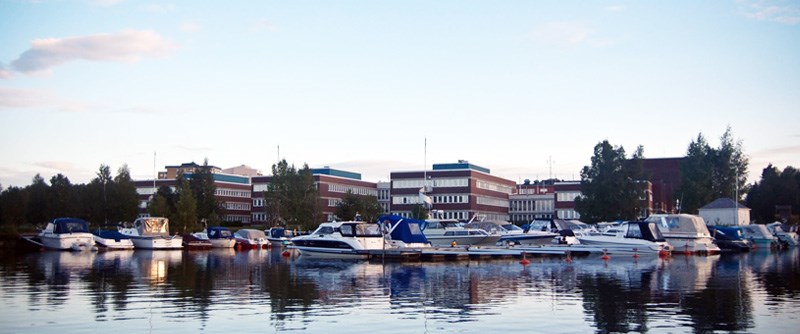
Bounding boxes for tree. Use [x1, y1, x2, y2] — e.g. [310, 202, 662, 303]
[26, 174, 49, 225]
[188, 158, 221, 222]
[148, 192, 172, 219]
[574, 140, 645, 223]
[0, 186, 27, 231]
[676, 128, 749, 214]
[48, 174, 77, 219]
[410, 204, 429, 220]
[84, 164, 114, 224]
[746, 165, 799, 224]
[173, 180, 199, 233]
[335, 191, 383, 222]
[109, 164, 139, 223]
[264, 160, 321, 231]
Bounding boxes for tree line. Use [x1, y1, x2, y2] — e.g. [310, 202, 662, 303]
[575, 126, 795, 224]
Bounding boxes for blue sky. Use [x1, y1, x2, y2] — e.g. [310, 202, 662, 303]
[1, 0, 798, 188]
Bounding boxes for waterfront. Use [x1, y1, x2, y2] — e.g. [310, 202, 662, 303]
[0, 248, 798, 333]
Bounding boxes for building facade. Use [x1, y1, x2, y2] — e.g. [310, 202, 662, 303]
[641, 157, 683, 214]
[390, 161, 515, 221]
[135, 162, 253, 223]
[251, 167, 378, 225]
[509, 180, 556, 224]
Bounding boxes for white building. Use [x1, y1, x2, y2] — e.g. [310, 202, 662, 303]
[699, 198, 751, 226]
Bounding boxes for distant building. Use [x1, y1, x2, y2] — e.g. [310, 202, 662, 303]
[641, 157, 683, 214]
[222, 164, 262, 177]
[390, 161, 514, 221]
[135, 162, 253, 224]
[699, 198, 751, 226]
[251, 166, 377, 225]
[509, 180, 555, 224]
[377, 181, 391, 214]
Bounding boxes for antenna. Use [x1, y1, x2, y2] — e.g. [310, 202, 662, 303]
[547, 156, 554, 180]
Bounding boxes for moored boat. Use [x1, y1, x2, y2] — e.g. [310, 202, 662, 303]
[38, 218, 96, 251]
[575, 221, 672, 255]
[191, 226, 236, 248]
[707, 225, 751, 252]
[741, 224, 780, 249]
[118, 217, 183, 250]
[645, 214, 721, 254]
[265, 227, 294, 247]
[234, 229, 268, 249]
[290, 221, 387, 258]
[92, 226, 135, 250]
[421, 218, 501, 246]
[767, 222, 798, 247]
[464, 220, 554, 246]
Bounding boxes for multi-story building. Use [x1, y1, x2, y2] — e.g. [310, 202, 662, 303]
[641, 157, 683, 214]
[135, 162, 253, 223]
[251, 167, 378, 225]
[509, 180, 556, 224]
[553, 181, 582, 220]
[377, 181, 391, 214]
[389, 161, 515, 221]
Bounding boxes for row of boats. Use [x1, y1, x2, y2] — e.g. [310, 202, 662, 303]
[23, 214, 798, 260]
[22, 217, 294, 251]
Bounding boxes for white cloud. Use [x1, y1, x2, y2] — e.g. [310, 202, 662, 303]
[180, 22, 202, 33]
[606, 5, 627, 12]
[10, 29, 174, 75]
[531, 21, 596, 47]
[89, 0, 124, 6]
[0, 64, 13, 79]
[738, 0, 800, 25]
[34, 161, 77, 171]
[0, 87, 91, 112]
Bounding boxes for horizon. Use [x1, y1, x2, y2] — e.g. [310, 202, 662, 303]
[2, 1, 798, 188]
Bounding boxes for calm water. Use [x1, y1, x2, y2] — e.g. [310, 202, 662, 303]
[1, 248, 798, 334]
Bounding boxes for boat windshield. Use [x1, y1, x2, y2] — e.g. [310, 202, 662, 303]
[528, 220, 552, 232]
[502, 224, 524, 232]
[313, 225, 335, 235]
[210, 229, 232, 238]
[340, 223, 383, 237]
[53, 219, 90, 234]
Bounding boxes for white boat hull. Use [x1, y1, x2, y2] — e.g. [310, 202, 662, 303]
[664, 236, 720, 254]
[209, 239, 236, 248]
[426, 235, 502, 247]
[576, 237, 671, 254]
[40, 233, 95, 251]
[290, 246, 370, 259]
[130, 236, 183, 250]
[93, 235, 135, 250]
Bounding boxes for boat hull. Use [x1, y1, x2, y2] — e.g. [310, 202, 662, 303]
[664, 236, 721, 254]
[93, 236, 135, 250]
[426, 235, 503, 247]
[289, 245, 370, 259]
[130, 237, 183, 250]
[576, 237, 670, 254]
[40, 233, 95, 251]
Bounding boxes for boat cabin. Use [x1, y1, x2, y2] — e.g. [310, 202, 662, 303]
[47, 218, 90, 234]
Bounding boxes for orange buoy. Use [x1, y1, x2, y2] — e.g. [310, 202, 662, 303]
[565, 251, 573, 263]
[683, 244, 691, 256]
[658, 249, 670, 258]
[601, 249, 610, 261]
[520, 252, 530, 266]
[281, 250, 291, 257]
[632, 248, 639, 259]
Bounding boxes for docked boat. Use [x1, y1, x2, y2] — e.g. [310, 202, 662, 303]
[290, 221, 388, 258]
[465, 220, 557, 246]
[421, 218, 501, 246]
[378, 214, 431, 248]
[766, 222, 798, 247]
[265, 227, 295, 247]
[37, 218, 96, 251]
[575, 221, 672, 255]
[118, 217, 183, 250]
[706, 225, 751, 252]
[741, 224, 780, 249]
[92, 226, 135, 250]
[645, 214, 721, 254]
[233, 229, 268, 249]
[191, 226, 236, 248]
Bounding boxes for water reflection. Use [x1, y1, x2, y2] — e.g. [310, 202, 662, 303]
[0, 248, 797, 333]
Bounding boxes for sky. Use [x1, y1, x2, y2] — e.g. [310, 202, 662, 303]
[1, 0, 799, 188]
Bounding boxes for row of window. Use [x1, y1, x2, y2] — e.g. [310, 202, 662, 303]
[433, 195, 468, 204]
[510, 199, 554, 212]
[328, 183, 378, 196]
[225, 215, 251, 223]
[252, 213, 267, 222]
[253, 199, 264, 207]
[392, 178, 469, 189]
[476, 180, 514, 194]
[253, 183, 270, 192]
[557, 209, 581, 219]
[511, 213, 554, 222]
[392, 195, 424, 205]
[328, 199, 341, 207]
[475, 196, 510, 208]
[556, 191, 581, 202]
[225, 202, 251, 211]
[216, 188, 251, 198]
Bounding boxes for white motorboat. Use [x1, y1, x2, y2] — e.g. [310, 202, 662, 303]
[290, 221, 388, 259]
[741, 224, 780, 249]
[465, 220, 555, 246]
[92, 226, 135, 250]
[192, 226, 236, 248]
[422, 218, 502, 246]
[265, 227, 295, 247]
[575, 221, 672, 255]
[38, 218, 96, 251]
[234, 229, 268, 249]
[767, 222, 798, 247]
[119, 217, 183, 250]
[645, 214, 721, 254]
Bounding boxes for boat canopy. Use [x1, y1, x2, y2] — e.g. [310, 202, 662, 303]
[378, 214, 429, 244]
[624, 221, 666, 242]
[742, 224, 775, 239]
[134, 217, 171, 237]
[207, 226, 233, 239]
[464, 221, 520, 234]
[51, 218, 90, 234]
[707, 225, 745, 241]
[236, 229, 266, 239]
[340, 223, 383, 238]
[646, 214, 710, 235]
[268, 227, 293, 238]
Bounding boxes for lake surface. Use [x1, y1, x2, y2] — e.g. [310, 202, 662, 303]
[1, 248, 798, 333]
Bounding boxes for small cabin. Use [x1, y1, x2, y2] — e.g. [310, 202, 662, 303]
[699, 198, 750, 226]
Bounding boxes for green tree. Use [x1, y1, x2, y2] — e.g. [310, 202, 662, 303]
[26, 174, 49, 225]
[148, 192, 172, 219]
[188, 159, 221, 222]
[174, 180, 199, 233]
[410, 204, 429, 220]
[335, 191, 383, 222]
[84, 164, 113, 224]
[47, 174, 77, 219]
[746, 165, 799, 224]
[574, 140, 645, 223]
[0, 186, 28, 231]
[109, 164, 139, 223]
[676, 128, 749, 214]
[264, 160, 321, 230]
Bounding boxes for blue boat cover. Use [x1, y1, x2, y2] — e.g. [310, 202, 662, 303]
[377, 214, 429, 244]
[93, 229, 131, 241]
[53, 218, 90, 234]
[207, 226, 233, 239]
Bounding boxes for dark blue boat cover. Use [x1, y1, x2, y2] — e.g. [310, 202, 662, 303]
[93, 229, 130, 241]
[207, 226, 233, 239]
[53, 218, 90, 234]
[377, 214, 429, 244]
